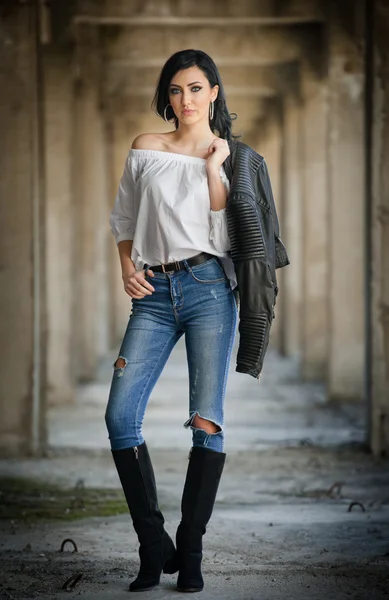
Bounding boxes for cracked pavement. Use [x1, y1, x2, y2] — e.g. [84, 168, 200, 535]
[0, 341, 388, 600]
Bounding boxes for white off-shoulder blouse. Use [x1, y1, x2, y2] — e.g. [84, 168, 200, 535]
[109, 149, 237, 288]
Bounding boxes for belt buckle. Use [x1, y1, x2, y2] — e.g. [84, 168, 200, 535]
[161, 260, 181, 274]
[161, 262, 174, 274]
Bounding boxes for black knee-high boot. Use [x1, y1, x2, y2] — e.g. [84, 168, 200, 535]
[112, 442, 178, 592]
[176, 447, 226, 593]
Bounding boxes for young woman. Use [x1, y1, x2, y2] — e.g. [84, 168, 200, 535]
[105, 48, 287, 594]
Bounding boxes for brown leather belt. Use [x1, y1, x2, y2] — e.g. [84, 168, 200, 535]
[147, 252, 215, 274]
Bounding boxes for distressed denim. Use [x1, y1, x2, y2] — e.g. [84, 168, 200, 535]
[105, 257, 237, 453]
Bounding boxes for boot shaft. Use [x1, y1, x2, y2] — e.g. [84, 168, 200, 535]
[112, 443, 165, 531]
[176, 447, 226, 593]
[180, 447, 226, 532]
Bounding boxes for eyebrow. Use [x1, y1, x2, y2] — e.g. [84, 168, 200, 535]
[169, 81, 203, 88]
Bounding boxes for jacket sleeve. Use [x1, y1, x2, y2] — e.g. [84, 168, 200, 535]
[226, 190, 276, 379]
[256, 160, 290, 270]
[234, 258, 275, 378]
[259, 160, 280, 236]
[109, 153, 137, 244]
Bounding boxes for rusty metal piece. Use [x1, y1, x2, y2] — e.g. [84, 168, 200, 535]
[60, 538, 78, 553]
[327, 482, 345, 498]
[71, 479, 86, 509]
[347, 501, 366, 513]
[61, 572, 83, 590]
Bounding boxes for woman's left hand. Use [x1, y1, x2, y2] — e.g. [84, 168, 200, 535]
[206, 138, 230, 172]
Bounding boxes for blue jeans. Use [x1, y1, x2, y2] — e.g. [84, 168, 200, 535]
[105, 257, 238, 453]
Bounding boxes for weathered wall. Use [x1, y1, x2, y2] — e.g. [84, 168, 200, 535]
[109, 111, 135, 346]
[327, 7, 365, 401]
[44, 48, 75, 405]
[72, 27, 110, 381]
[282, 92, 303, 358]
[300, 62, 330, 381]
[0, 3, 46, 454]
[371, 0, 389, 454]
[255, 102, 284, 352]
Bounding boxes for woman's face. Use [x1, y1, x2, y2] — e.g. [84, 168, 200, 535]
[168, 65, 219, 125]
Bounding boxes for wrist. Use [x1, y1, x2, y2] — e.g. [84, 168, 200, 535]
[206, 164, 221, 177]
[122, 266, 136, 280]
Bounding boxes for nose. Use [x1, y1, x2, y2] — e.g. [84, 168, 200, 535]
[181, 91, 191, 106]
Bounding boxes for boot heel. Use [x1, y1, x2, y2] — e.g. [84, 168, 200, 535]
[163, 552, 179, 574]
[162, 532, 179, 574]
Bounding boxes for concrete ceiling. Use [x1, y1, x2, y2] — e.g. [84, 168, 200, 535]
[70, 0, 324, 134]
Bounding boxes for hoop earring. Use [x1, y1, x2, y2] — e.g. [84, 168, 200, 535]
[209, 101, 214, 120]
[164, 104, 174, 123]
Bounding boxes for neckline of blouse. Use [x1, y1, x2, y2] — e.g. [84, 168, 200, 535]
[130, 148, 209, 164]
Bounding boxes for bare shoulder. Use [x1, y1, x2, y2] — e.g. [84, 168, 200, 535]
[131, 133, 171, 151]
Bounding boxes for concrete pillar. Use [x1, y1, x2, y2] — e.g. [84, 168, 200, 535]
[300, 63, 330, 381]
[0, 3, 46, 455]
[251, 101, 284, 353]
[72, 28, 110, 381]
[44, 49, 75, 405]
[370, 0, 389, 454]
[282, 93, 303, 358]
[327, 19, 365, 401]
[108, 110, 135, 346]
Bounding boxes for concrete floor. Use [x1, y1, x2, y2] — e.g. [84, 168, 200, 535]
[0, 340, 388, 600]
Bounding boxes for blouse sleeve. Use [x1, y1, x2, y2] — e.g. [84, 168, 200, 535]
[209, 168, 231, 252]
[209, 209, 230, 252]
[109, 153, 137, 244]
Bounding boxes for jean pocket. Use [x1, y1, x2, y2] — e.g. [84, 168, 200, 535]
[188, 258, 227, 284]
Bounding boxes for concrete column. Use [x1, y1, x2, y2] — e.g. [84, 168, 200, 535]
[108, 110, 135, 346]
[0, 3, 46, 455]
[72, 28, 110, 381]
[44, 49, 75, 405]
[300, 64, 330, 381]
[327, 20, 365, 401]
[370, 1, 389, 454]
[251, 101, 284, 353]
[283, 93, 303, 358]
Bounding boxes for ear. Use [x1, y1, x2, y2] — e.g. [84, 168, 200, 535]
[211, 84, 219, 103]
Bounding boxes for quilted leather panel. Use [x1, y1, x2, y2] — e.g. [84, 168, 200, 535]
[226, 198, 266, 261]
[237, 313, 271, 377]
[222, 140, 289, 378]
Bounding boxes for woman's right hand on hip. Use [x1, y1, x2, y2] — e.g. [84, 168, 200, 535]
[122, 269, 155, 299]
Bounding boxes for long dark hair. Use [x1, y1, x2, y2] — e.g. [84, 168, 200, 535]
[151, 49, 238, 141]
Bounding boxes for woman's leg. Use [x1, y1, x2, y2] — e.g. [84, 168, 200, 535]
[176, 262, 238, 592]
[184, 279, 237, 452]
[105, 308, 180, 450]
[105, 289, 182, 592]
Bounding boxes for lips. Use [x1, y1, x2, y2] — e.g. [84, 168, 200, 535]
[182, 109, 194, 115]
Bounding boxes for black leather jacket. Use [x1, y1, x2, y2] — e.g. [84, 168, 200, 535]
[223, 140, 290, 378]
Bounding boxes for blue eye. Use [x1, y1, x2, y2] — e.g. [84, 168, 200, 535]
[169, 87, 202, 94]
